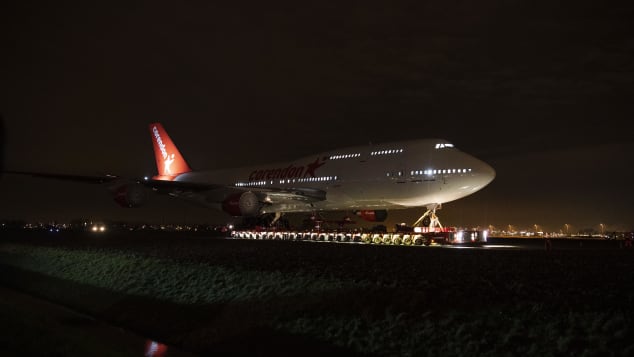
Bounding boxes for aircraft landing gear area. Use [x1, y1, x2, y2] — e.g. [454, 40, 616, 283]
[232, 205, 488, 246]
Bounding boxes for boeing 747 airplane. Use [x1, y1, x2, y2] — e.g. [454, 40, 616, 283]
[9, 123, 495, 228]
[137, 123, 495, 227]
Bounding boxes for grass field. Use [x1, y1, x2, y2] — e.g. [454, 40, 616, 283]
[1, 232, 633, 356]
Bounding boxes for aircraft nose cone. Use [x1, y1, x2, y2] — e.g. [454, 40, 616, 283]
[476, 159, 496, 188]
[481, 160, 496, 184]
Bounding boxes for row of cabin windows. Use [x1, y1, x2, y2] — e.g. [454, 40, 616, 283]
[385, 168, 473, 177]
[326, 143, 453, 162]
[410, 168, 472, 176]
[329, 148, 405, 160]
[235, 176, 339, 187]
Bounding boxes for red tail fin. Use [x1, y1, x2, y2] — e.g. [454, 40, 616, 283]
[149, 123, 191, 180]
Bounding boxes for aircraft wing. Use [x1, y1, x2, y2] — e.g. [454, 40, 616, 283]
[6, 171, 121, 184]
[149, 179, 325, 204]
[249, 186, 327, 203]
[143, 178, 223, 192]
[145, 178, 324, 201]
[145, 179, 326, 215]
[6, 171, 325, 206]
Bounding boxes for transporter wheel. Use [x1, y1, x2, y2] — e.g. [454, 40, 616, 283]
[422, 216, 431, 227]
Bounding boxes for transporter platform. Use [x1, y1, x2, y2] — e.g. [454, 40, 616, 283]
[231, 226, 488, 246]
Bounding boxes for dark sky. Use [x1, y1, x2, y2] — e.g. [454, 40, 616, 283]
[2, 1, 633, 232]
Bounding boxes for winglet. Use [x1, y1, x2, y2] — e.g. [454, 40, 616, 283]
[149, 123, 192, 180]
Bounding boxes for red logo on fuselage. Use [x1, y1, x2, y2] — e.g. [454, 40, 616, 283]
[248, 157, 327, 181]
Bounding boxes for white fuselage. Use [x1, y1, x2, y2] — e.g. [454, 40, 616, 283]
[172, 139, 495, 214]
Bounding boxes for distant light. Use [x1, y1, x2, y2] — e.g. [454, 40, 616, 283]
[144, 176, 149, 180]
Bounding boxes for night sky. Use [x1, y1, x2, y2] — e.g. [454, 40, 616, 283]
[2, 1, 633, 232]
